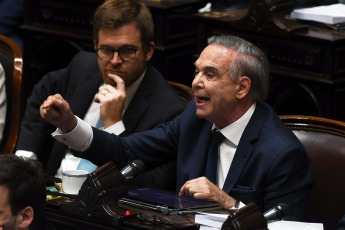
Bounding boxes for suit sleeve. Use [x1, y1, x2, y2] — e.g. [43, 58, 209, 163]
[77, 104, 188, 170]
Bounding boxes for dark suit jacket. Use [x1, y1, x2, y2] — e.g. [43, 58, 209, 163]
[79, 100, 314, 221]
[17, 51, 186, 189]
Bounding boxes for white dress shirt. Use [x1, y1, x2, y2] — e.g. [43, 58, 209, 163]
[214, 103, 256, 189]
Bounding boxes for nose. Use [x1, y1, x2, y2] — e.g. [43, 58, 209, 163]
[110, 51, 122, 64]
[192, 72, 203, 89]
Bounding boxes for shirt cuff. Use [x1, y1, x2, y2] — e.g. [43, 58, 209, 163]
[101, 120, 125, 135]
[52, 116, 93, 152]
[229, 200, 245, 210]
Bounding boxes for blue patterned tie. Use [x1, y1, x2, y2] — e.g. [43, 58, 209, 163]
[205, 129, 225, 184]
[76, 117, 103, 173]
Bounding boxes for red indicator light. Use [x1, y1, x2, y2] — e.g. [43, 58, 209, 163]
[125, 210, 130, 215]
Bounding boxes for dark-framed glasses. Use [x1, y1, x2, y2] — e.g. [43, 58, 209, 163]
[95, 46, 140, 61]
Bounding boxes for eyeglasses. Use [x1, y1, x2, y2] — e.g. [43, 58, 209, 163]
[95, 46, 140, 61]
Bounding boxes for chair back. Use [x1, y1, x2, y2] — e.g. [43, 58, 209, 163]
[280, 115, 345, 230]
[0, 35, 23, 153]
[167, 81, 193, 104]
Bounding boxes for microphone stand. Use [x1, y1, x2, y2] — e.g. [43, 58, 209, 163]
[60, 161, 134, 226]
[221, 202, 268, 230]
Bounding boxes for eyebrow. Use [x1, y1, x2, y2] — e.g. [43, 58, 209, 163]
[204, 66, 220, 74]
[194, 63, 221, 74]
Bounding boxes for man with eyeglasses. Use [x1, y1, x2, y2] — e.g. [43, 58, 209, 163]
[15, 0, 186, 190]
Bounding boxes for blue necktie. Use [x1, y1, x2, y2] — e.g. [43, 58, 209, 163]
[205, 129, 225, 184]
[76, 117, 103, 173]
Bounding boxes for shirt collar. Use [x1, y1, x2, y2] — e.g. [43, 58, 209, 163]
[212, 103, 256, 146]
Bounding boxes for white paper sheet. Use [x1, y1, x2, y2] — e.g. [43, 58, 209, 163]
[290, 3, 345, 24]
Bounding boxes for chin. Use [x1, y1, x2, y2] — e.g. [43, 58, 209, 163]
[104, 79, 116, 86]
[196, 110, 208, 119]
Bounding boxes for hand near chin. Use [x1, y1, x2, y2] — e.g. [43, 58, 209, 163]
[94, 74, 126, 128]
[40, 94, 77, 133]
[179, 176, 236, 209]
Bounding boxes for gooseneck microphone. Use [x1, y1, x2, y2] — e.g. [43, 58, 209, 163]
[61, 160, 146, 221]
[120, 159, 145, 181]
[263, 203, 290, 223]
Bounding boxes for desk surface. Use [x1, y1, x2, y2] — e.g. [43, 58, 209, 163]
[45, 191, 229, 230]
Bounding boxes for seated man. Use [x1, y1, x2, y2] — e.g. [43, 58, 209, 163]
[40, 35, 314, 221]
[0, 154, 46, 230]
[15, 0, 186, 189]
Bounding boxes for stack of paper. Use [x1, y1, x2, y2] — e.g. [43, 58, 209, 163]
[290, 3, 345, 25]
[195, 213, 228, 229]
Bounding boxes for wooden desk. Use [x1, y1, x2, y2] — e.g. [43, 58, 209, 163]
[195, 0, 345, 121]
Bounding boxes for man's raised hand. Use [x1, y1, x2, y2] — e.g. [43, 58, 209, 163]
[40, 94, 77, 133]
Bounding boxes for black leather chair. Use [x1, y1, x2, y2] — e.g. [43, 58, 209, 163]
[0, 35, 23, 153]
[280, 115, 345, 230]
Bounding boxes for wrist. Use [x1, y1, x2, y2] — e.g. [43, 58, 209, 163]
[60, 116, 78, 133]
[229, 199, 240, 210]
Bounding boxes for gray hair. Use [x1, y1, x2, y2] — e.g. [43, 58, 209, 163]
[207, 35, 270, 101]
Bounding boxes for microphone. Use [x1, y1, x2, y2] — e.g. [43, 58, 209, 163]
[120, 159, 145, 181]
[263, 203, 290, 223]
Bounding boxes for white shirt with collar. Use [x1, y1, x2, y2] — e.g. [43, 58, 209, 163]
[214, 103, 256, 190]
[16, 70, 145, 178]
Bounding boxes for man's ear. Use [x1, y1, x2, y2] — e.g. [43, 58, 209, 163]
[236, 76, 251, 99]
[18, 206, 34, 230]
[145, 42, 155, 62]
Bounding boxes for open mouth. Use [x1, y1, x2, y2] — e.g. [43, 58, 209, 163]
[196, 96, 210, 103]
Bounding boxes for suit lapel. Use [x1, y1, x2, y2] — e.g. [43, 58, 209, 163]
[121, 66, 154, 135]
[222, 103, 267, 193]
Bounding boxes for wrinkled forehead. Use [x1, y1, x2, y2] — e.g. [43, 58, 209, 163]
[195, 44, 237, 70]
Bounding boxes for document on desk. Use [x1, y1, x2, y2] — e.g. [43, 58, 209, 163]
[195, 213, 324, 230]
[290, 3, 345, 24]
[195, 213, 228, 229]
[268, 220, 324, 230]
